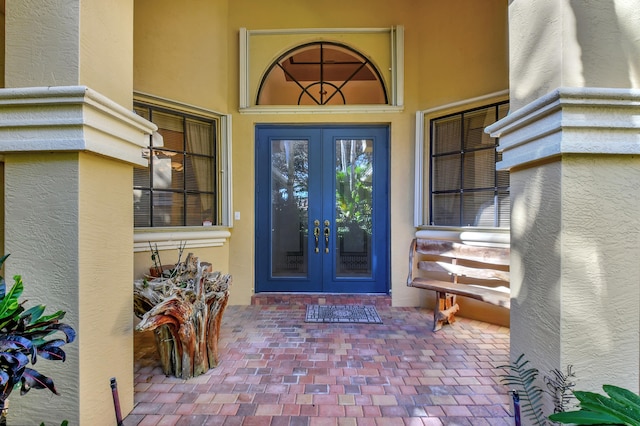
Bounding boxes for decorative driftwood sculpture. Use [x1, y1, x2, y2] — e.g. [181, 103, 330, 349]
[134, 254, 231, 379]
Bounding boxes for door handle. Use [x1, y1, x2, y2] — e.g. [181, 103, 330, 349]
[313, 220, 320, 253]
[323, 220, 330, 253]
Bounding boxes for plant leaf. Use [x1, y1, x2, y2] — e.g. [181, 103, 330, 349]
[0, 335, 36, 362]
[20, 367, 58, 395]
[49, 323, 76, 344]
[20, 305, 46, 325]
[549, 409, 625, 424]
[37, 340, 67, 362]
[604, 385, 640, 412]
[0, 276, 23, 321]
[0, 254, 10, 269]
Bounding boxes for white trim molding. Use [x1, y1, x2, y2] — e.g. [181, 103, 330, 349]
[134, 228, 231, 252]
[0, 86, 156, 166]
[486, 87, 640, 171]
[414, 90, 510, 226]
[239, 26, 404, 113]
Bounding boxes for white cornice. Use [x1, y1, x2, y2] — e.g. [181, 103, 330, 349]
[0, 86, 156, 166]
[486, 87, 640, 170]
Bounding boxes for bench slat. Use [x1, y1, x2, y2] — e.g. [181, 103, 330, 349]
[415, 239, 509, 266]
[410, 277, 511, 309]
[417, 260, 510, 282]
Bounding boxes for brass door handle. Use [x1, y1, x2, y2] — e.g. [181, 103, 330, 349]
[323, 220, 330, 253]
[313, 220, 320, 253]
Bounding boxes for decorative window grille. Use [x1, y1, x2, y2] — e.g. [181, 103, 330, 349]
[430, 101, 510, 227]
[257, 42, 387, 106]
[133, 103, 218, 227]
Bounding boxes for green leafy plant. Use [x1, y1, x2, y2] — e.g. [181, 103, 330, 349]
[335, 165, 373, 235]
[549, 385, 640, 425]
[500, 353, 548, 425]
[0, 254, 76, 424]
[500, 354, 640, 426]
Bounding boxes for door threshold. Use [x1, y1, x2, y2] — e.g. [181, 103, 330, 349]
[251, 293, 391, 308]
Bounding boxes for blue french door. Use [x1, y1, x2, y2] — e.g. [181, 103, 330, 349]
[255, 125, 389, 293]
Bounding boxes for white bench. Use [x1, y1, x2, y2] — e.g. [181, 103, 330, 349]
[407, 238, 510, 331]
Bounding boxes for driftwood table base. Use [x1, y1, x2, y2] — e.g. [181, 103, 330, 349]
[134, 255, 231, 379]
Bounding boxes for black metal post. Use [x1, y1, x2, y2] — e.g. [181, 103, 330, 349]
[110, 377, 123, 426]
[512, 390, 521, 426]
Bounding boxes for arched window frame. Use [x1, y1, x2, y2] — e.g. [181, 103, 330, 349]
[239, 27, 404, 114]
[256, 41, 389, 106]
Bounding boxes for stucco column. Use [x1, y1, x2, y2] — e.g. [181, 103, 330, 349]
[487, 0, 640, 408]
[1, 1, 153, 425]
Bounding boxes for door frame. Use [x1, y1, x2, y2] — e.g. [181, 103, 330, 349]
[254, 124, 390, 294]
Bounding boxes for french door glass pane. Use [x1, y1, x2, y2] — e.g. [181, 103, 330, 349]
[271, 140, 309, 277]
[335, 139, 373, 277]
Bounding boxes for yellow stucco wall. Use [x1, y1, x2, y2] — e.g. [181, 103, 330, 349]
[78, 153, 137, 424]
[1, 0, 5, 88]
[134, 0, 229, 112]
[133, 0, 509, 310]
[80, 0, 134, 108]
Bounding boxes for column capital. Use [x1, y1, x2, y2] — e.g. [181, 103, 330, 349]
[486, 87, 640, 170]
[0, 86, 156, 166]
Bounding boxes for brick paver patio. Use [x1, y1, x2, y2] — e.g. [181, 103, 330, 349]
[126, 301, 512, 426]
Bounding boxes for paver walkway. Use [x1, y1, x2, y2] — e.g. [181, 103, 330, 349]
[125, 304, 512, 426]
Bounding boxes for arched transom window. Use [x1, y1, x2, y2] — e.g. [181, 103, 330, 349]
[257, 42, 388, 106]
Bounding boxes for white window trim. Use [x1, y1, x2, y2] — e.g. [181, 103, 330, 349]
[133, 92, 233, 234]
[133, 229, 231, 252]
[239, 26, 404, 114]
[414, 89, 509, 227]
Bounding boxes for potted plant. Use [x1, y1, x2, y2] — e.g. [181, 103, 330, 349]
[0, 254, 76, 425]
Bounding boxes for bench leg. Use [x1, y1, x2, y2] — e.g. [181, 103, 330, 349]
[433, 292, 460, 331]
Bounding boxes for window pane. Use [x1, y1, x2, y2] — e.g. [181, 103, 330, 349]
[432, 154, 460, 192]
[464, 108, 495, 150]
[186, 155, 213, 192]
[463, 149, 495, 190]
[134, 190, 150, 227]
[498, 191, 510, 227]
[431, 193, 460, 226]
[185, 119, 214, 156]
[153, 191, 183, 227]
[271, 139, 309, 277]
[498, 103, 509, 120]
[134, 165, 149, 188]
[465, 191, 496, 227]
[186, 193, 215, 226]
[433, 117, 461, 155]
[154, 111, 183, 133]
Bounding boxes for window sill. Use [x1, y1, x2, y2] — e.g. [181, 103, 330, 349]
[415, 226, 510, 247]
[239, 105, 404, 114]
[134, 227, 231, 252]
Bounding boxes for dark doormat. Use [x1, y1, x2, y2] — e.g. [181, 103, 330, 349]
[305, 304, 383, 324]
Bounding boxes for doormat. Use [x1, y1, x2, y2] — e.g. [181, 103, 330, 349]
[305, 304, 382, 324]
